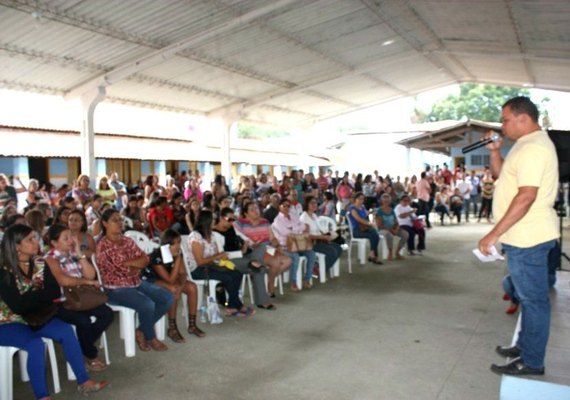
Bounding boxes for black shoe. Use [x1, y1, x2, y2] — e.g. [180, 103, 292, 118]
[490, 357, 544, 376]
[495, 345, 521, 358]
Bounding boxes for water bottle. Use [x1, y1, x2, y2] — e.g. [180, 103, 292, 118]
[199, 305, 207, 323]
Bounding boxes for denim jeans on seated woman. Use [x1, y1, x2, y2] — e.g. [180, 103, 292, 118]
[107, 280, 173, 341]
[283, 249, 316, 284]
[352, 225, 379, 257]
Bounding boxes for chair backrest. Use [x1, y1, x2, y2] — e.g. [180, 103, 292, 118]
[317, 215, 337, 235]
[122, 216, 134, 230]
[179, 234, 196, 278]
[90, 255, 104, 286]
[124, 230, 158, 254]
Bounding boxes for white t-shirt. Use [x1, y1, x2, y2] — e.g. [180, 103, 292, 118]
[456, 180, 472, 200]
[299, 212, 321, 235]
[394, 204, 415, 227]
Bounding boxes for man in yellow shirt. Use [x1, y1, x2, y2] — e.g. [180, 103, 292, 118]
[479, 96, 559, 376]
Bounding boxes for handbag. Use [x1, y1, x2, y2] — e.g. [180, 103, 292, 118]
[21, 303, 58, 328]
[412, 218, 425, 231]
[62, 285, 108, 311]
[286, 234, 313, 252]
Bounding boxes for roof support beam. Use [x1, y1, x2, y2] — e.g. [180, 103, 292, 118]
[65, 0, 299, 99]
[80, 86, 106, 184]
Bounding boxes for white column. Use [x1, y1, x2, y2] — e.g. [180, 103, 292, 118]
[220, 115, 239, 189]
[80, 86, 106, 187]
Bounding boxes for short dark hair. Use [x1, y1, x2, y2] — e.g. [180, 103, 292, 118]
[503, 96, 539, 123]
[160, 229, 180, 246]
[219, 207, 234, 218]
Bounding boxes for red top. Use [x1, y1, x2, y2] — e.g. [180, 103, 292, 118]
[96, 236, 147, 289]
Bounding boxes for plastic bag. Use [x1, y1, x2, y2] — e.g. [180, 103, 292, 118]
[207, 295, 223, 325]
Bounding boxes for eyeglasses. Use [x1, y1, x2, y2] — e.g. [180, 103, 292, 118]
[281, 204, 290, 208]
[108, 217, 122, 223]
[225, 217, 236, 222]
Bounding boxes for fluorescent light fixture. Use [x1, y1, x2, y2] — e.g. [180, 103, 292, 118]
[381, 39, 395, 46]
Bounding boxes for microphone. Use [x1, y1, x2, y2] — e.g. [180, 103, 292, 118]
[462, 132, 501, 154]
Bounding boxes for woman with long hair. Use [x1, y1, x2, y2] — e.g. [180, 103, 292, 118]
[96, 209, 173, 351]
[144, 229, 205, 342]
[45, 224, 113, 371]
[0, 224, 108, 398]
[186, 210, 254, 317]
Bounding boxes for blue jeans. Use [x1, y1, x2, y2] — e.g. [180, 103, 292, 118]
[502, 241, 560, 305]
[107, 280, 173, 340]
[0, 318, 89, 399]
[502, 239, 557, 369]
[284, 250, 317, 284]
[352, 226, 380, 257]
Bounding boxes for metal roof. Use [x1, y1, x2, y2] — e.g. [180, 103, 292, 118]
[395, 119, 503, 155]
[1, 0, 569, 129]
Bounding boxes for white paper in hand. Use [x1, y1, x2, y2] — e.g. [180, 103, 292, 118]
[472, 246, 504, 262]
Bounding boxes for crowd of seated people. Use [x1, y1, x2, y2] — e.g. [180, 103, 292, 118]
[0, 165, 502, 398]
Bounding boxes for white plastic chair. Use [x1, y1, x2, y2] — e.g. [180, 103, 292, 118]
[180, 235, 220, 311]
[124, 230, 159, 254]
[346, 218, 367, 271]
[66, 318, 110, 380]
[91, 255, 165, 358]
[5, 338, 62, 399]
[317, 216, 344, 277]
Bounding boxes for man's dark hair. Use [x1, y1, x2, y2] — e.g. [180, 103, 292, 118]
[502, 96, 539, 123]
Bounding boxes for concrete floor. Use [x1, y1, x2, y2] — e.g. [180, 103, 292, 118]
[11, 220, 570, 400]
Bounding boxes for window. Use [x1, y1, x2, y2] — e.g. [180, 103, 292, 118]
[471, 154, 490, 166]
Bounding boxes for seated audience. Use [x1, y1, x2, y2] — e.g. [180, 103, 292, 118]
[347, 192, 383, 264]
[0, 224, 108, 398]
[144, 229, 205, 342]
[96, 176, 117, 207]
[375, 193, 408, 260]
[319, 191, 337, 220]
[272, 198, 317, 290]
[234, 201, 291, 296]
[122, 194, 147, 232]
[72, 175, 95, 208]
[300, 196, 342, 272]
[68, 209, 96, 258]
[395, 195, 426, 256]
[186, 210, 254, 317]
[45, 224, 113, 371]
[263, 193, 280, 223]
[214, 208, 275, 310]
[96, 209, 173, 351]
[449, 188, 464, 223]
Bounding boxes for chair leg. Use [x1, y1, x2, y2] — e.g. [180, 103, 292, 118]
[1, 346, 18, 400]
[122, 310, 136, 358]
[44, 339, 61, 394]
[316, 253, 326, 284]
[155, 315, 166, 341]
[100, 331, 110, 365]
[347, 246, 353, 274]
[181, 292, 189, 328]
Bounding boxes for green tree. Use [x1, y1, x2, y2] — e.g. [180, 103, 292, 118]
[415, 83, 531, 123]
[237, 123, 290, 139]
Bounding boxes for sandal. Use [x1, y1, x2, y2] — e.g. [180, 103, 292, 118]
[188, 325, 206, 337]
[135, 329, 151, 352]
[302, 281, 312, 290]
[290, 284, 300, 292]
[167, 327, 186, 343]
[77, 380, 109, 395]
[84, 357, 106, 372]
[239, 306, 256, 316]
[257, 304, 276, 310]
[226, 308, 247, 317]
[148, 338, 168, 351]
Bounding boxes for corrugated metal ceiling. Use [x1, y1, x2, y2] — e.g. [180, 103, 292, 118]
[0, 0, 569, 129]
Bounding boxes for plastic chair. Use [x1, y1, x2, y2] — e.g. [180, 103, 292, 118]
[346, 218, 367, 271]
[91, 256, 165, 358]
[180, 235, 220, 311]
[317, 216, 344, 277]
[124, 230, 159, 254]
[8, 338, 62, 399]
[66, 318, 110, 380]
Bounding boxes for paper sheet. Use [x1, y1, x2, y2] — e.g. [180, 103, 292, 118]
[472, 246, 505, 262]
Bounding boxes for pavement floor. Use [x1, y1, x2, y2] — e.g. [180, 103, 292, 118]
[10, 218, 570, 400]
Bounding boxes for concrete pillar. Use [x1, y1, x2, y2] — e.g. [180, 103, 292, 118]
[156, 161, 167, 185]
[405, 147, 412, 175]
[218, 115, 239, 190]
[80, 86, 106, 188]
[96, 159, 107, 182]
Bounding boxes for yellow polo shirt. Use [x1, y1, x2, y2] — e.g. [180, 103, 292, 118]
[493, 130, 559, 247]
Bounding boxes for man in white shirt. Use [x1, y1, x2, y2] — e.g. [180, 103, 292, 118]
[455, 174, 472, 222]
